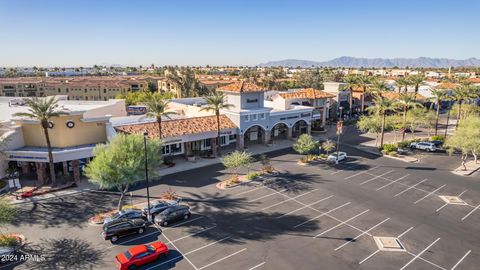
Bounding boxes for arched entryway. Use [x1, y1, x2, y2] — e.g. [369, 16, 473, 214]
[243, 125, 266, 146]
[292, 120, 308, 138]
[270, 122, 288, 142]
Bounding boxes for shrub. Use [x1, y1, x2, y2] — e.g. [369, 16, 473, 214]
[299, 156, 309, 163]
[0, 234, 19, 247]
[319, 153, 327, 159]
[387, 151, 397, 156]
[247, 172, 261, 180]
[121, 205, 139, 211]
[382, 143, 397, 152]
[431, 135, 445, 142]
[160, 188, 179, 200]
[397, 141, 409, 148]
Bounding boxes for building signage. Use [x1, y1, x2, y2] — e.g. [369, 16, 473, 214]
[220, 131, 233, 135]
[246, 98, 258, 103]
[127, 106, 147, 115]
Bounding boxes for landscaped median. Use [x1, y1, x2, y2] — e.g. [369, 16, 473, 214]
[452, 160, 480, 176]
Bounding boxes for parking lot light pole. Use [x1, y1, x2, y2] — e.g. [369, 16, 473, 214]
[336, 107, 344, 165]
[444, 109, 450, 138]
[143, 131, 152, 223]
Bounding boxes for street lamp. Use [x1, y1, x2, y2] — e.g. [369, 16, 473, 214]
[143, 131, 152, 223]
[444, 109, 451, 138]
[336, 107, 344, 165]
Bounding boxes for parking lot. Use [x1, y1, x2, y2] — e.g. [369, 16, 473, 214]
[4, 146, 480, 270]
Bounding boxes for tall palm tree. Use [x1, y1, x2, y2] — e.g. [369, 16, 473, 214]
[395, 93, 423, 141]
[200, 92, 233, 156]
[13, 97, 67, 186]
[367, 96, 398, 147]
[430, 89, 449, 136]
[369, 79, 390, 97]
[452, 84, 477, 127]
[354, 75, 371, 112]
[343, 75, 358, 118]
[145, 94, 178, 140]
[407, 75, 426, 100]
[395, 77, 410, 94]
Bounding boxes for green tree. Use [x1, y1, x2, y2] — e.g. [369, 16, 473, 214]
[395, 93, 423, 141]
[166, 67, 201, 97]
[85, 134, 162, 210]
[369, 79, 389, 97]
[321, 139, 335, 155]
[293, 134, 318, 161]
[13, 97, 68, 186]
[445, 116, 480, 170]
[395, 77, 410, 93]
[367, 96, 398, 147]
[343, 75, 358, 118]
[406, 74, 426, 99]
[354, 75, 371, 112]
[429, 89, 450, 136]
[145, 94, 177, 140]
[221, 151, 253, 178]
[200, 92, 233, 156]
[0, 199, 16, 232]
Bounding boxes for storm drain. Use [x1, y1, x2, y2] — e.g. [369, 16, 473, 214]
[373, 236, 406, 252]
[439, 195, 467, 205]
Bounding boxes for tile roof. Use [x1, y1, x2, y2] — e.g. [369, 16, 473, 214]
[115, 115, 237, 139]
[217, 81, 266, 93]
[435, 82, 459, 89]
[278, 88, 335, 100]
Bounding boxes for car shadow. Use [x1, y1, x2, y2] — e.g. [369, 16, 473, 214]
[136, 250, 183, 270]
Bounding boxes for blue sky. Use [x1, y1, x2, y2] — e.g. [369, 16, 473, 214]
[0, 0, 479, 67]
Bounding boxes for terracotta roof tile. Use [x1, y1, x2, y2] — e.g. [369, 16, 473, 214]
[217, 81, 266, 93]
[278, 88, 335, 100]
[115, 115, 237, 139]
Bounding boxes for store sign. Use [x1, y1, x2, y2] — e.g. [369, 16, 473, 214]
[220, 131, 233, 135]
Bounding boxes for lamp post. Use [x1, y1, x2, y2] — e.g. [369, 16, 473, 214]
[143, 131, 152, 223]
[444, 109, 450, 138]
[336, 107, 344, 165]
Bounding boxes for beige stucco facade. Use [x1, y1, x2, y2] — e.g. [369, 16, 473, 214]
[21, 114, 107, 148]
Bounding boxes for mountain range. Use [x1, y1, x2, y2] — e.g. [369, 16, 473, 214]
[259, 57, 480, 68]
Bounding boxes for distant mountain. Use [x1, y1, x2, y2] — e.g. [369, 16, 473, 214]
[259, 57, 480, 68]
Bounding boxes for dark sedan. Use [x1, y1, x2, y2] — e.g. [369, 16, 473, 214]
[142, 199, 179, 218]
[102, 218, 148, 243]
[154, 205, 191, 226]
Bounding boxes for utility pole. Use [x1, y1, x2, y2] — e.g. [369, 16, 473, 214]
[143, 131, 152, 223]
[336, 107, 344, 164]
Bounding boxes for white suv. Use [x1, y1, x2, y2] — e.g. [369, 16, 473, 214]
[409, 142, 437, 152]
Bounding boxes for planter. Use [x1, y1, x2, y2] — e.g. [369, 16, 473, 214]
[216, 175, 249, 190]
[187, 156, 196, 162]
[0, 234, 26, 256]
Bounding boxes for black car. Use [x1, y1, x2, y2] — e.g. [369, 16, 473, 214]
[154, 205, 191, 226]
[142, 199, 179, 218]
[102, 218, 148, 243]
[103, 208, 145, 225]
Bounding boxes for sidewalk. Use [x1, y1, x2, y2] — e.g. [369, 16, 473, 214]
[452, 160, 480, 176]
[8, 128, 335, 204]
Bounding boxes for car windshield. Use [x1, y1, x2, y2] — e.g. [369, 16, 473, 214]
[111, 212, 123, 219]
[124, 251, 132, 260]
[146, 245, 155, 252]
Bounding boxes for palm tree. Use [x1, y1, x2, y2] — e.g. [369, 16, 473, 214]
[354, 75, 371, 112]
[395, 93, 423, 141]
[430, 89, 449, 136]
[145, 94, 177, 140]
[343, 76, 358, 118]
[367, 96, 398, 147]
[13, 97, 68, 186]
[452, 84, 476, 127]
[395, 77, 410, 94]
[369, 79, 390, 97]
[200, 92, 233, 156]
[407, 75, 426, 100]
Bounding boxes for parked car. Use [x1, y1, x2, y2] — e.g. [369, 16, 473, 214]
[115, 242, 169, 270]
[102, 218, 148, 243]
[430, 140, 444, 148]
[409, 142, 438, 152]
[327, 152, 347, 163]
[154, 205, 191, 226]
[104, 208, 145, 225]
[142, 199, 179, 218]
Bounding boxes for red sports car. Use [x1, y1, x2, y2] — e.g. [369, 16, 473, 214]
[115, 242, 169, 270]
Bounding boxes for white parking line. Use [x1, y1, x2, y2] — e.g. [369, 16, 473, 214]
[249, 262, 266, 270]
[397, 226, 414, 238]
[197, 248, 247, 270]
[314, 209, 370, 238]
[248, 189, 287, 202]
[394, 179, 428, 197]
[399, 238, 441, 270]
[166, 216, 205, 229]
[359, 250, 380, 265]
[264, 185, 369, 235]
[278, 195, 334, 218]
[331, 163, 362, 175]
[168, 226, 217, 244]
[105, 230, 161, 250]
[414, 184, 446, 204]
[261, 189, 318, 210]
[344, 166, 379, 180]
[461, 203, 480, 221]
[334, 218, 390, 251]
[451, 250, 471, 270]
[405, 251, 446, 270]
[360, 170, 394, 185]
[293, 202, 351, 228]
[159, 227, 199, 270]
[376, 174, 410, 191]
[435, 189, 467, 213]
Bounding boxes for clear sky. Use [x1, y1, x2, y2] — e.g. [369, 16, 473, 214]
[0, 0, 479, 67]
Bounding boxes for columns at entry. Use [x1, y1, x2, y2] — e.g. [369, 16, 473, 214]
[62, 161, 69, 176]
[307, 124, 312, 135]
[184, 142, 192, 159]
[211, 138, 218, 157]
[21, 162, 30, 174]
[236, 134, 245, 150]
[264, 130, 271, 144]
[35, 162, 46, 184]
[287, 127, 293, 139]
[71, 160, 81, 183]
